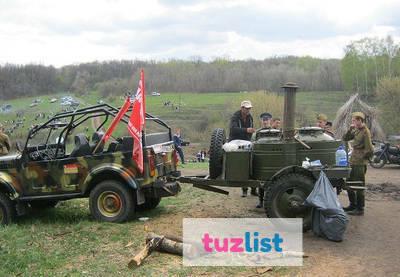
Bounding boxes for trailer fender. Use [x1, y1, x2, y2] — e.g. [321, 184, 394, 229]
[269, 166, 316, 183]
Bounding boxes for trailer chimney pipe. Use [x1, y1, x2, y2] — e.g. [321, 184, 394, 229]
[281, 82, 298, 140]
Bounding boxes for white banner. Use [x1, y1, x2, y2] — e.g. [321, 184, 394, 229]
[183, 218, 303, 266]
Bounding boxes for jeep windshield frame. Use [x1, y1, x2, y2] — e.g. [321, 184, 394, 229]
[23, 103, 171, 160]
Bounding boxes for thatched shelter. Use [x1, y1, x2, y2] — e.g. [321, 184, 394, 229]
[333, 94, 385, 141]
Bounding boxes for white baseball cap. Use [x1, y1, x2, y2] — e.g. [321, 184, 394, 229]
[241, 100, 252, 108]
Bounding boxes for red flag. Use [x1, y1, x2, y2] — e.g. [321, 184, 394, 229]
[128, 70, 146, 173]
[101, 97, 131, 143]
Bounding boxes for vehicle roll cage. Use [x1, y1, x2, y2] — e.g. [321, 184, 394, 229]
[23, 103, 171, 159]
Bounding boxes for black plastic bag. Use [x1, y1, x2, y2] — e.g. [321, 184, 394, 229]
[305, 171, 349, 242]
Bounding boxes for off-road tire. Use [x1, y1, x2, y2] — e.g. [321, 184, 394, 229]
[89, 180, 135, 223]
[264, 173, 314, 231]
[29, 200, 59, 210]
[136, 197, 161, 211]
[369, 154, 386, 169]
[0, 192, 16, 225]
[209, 128, 226, 179]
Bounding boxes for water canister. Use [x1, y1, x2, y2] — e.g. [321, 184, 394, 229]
[335, 145, 347, 166]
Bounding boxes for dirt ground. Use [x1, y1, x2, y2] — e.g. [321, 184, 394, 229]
[149, 165, 400, 276]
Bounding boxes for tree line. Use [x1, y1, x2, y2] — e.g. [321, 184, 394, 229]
[341, 36, 400, 99]
[2, 35, 399, 101]
[0, 56, 342, 100]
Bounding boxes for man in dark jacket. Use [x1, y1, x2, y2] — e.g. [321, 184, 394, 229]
[173, 128, 185, 164]
[229, 100, 255, 141]
[229, 100, 256, 197]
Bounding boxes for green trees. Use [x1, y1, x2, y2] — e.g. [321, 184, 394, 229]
[0, 57, 343, 100]
[341, 36, 400, 99]
[376, 77, 400, 135]
[0, 64, 58, 99]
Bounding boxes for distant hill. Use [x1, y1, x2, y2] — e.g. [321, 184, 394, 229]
[0, 57, 342, 100]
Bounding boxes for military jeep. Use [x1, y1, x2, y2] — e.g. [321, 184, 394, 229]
[0, 103, 180, 225]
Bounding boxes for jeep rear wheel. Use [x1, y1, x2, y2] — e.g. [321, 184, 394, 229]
[209, 128, 226, 179]
[89, 180, 135, 223]
[136, 196, 161, 211]
[0, 192, 16, 225]
[264, 173, 314, 231]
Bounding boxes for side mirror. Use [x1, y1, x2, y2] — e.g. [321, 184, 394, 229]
[15, 140, 23, 152]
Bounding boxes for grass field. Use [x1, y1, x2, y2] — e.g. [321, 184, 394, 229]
[0, 184, 292, 276]
[0, 187, 207, 276]
[0, 90, 351, 150]
[296, 90, 352, 120]
[0, 89, 353, 162]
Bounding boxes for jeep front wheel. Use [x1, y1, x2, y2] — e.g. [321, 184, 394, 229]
[0, 192, 16, 225]
[89, 180, 135, 223]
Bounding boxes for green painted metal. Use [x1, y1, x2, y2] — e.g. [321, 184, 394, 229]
[223, 151, 250, 181]
[252, 139, 341, 180]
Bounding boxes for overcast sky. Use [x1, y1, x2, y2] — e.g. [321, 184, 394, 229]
[0, 0, 399, 67]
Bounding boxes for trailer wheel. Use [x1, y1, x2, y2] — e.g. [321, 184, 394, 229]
[136, 197, 161, 211]
[89, 180, 135, 223]
[0, 192, 16, 225]
[209, 128, 226, 179]
[264, 173, 314, 231]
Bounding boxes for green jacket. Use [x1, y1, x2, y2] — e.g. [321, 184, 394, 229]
[0, 132, 11, 155]
[342, 125, 373, 165]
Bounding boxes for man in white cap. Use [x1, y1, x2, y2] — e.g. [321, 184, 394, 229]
[229, 100, 256, 197]
[228, 100, 255, 141]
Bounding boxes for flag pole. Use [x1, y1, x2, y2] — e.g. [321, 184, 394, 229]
[141, 69, 146, 148]
[92, 95, 131, 154]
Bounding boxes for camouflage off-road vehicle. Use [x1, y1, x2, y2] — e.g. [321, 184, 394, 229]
[0, 103, 180, 225]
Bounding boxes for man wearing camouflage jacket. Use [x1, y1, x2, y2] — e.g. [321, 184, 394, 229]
[342, 112, 374, 216]
[0, 124, 11, 156]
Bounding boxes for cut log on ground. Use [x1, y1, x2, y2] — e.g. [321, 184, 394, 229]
[128, 236, 164, 268]
[128, 232, 198, 268]
[146, 232, 184, 255]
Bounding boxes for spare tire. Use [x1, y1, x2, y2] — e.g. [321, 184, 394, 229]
[209, 128, 226, 179]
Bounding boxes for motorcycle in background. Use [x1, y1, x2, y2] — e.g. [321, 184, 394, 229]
[369, 140, 400, 168]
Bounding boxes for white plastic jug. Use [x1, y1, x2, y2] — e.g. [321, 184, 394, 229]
[335, 145, 347, 166]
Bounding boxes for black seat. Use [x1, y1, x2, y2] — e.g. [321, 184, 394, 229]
[145, 132, 171, 146]
[90, 131, 105, 154]
[388, 146, 400, 155]
[70, 134, 91, 157]
[107, 141, 118, 153]
[115, 136, 134, 152]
